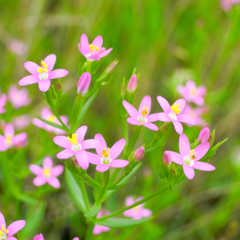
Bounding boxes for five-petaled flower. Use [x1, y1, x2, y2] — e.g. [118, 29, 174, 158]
[19, 54, 68, 92]
[123, 196, 152, 219]
[0, 212, 25, 240]
[87, 134, 128, 172]
[78, 34, 112, 61]
[29, 156, 64, 188]
[93, 210, 111, 235]
[157, 96, 196, 134]
[166, 134, 215, 179]
[122, 95, 159, 131]
[53, 126, 100, 169]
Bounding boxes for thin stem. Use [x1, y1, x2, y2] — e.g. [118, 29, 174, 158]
[85, 221, 94, 240]
[87, 60, 92, 73]
[83, 173, 103, 189]
[78, 180, 90, 211]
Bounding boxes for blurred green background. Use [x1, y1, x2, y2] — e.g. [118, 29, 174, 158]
[1, 0, 240, 239]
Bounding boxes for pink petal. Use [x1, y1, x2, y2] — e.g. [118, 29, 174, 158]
[183, 165, 195, 179]
[193, 162, 215, 171]
[139, 95, 151, 114]
[48, 177, 61, 188]
[109, 159, 129, 168]
[172, 120, 183, 134]
[127, 118, 141, 125]
[87, 152, 101, 165]
[8, 237, 17, 240]
[53, 136, 72, 148]
[179, 134, 191, 156]
[158, 112, 171, 122]
[57, 149, 74, 159]
[166, 151, 183, 165]
[194, 142, 210, 161]
[4, 123, 14, 136]
[43, 54, 56, 72]
[193, 97, 204, 106]
[126, 196, 134, 206]
[147, 113, 159, 123]
[197, 127, 210, 143]
[76, 125, 88, 143]
[177, 114, 196, 125]
[75, 150, 89, 169]
[24, 61, 39, 75]
[82, 139, 100, 149]
[49, 69, 68, 79]
[42, 107, 52, 117]
[43, 156, 53, 168]
[80, 34, 90, 54]
[7, 220, 26, 236]
[29, 164, 42, 175]
[123, 209, 133, 218]
[122, 100, 139, 118]
[92, 35, 103, 48]
[156, 96, 171, 114]
[96, 164, 109, 172]
[141, 209, 152, 217]
[98, 48, 113, 58]
[95, 133, 107, 156]
[142, 122, 158, 131]
[0, 212, 6, 227]
[110, 138, 126, 159]
[87, 53, 100, 61]
[93, 225, 103, 235]
[33, 176, 47, 186]
[174, 99, 186, 114]
[13, 132, 28, 146]
[38, 80, 51, 92]
[19, 75, 39, 86]
[51, 165, 64, 176]
[186, 80, 196, 89]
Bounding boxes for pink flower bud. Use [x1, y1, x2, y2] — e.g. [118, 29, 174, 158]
[133, 146, 145, 161]
[34, 234, 44, 240]
[73, 238, 79, 240]
[163, 151, 172, 166]
[77, 72, 91, 95]
[106, 61, 118, 74]
[127, 74, 138, 92]
[197, 127, 210, 143]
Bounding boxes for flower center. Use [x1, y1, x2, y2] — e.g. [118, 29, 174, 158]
[0, 224, 9, 240]
[89, 44, 99, 52]
[183, 149, 196, 166]
[101, 148, 112, 165]
[133, 205, 140, 212]
[68, 134, 81, 151]
[37, 61, 49, 80]
[190, 88, 197, 96]
[171, 103, 181, 115]
[48, 115, 55, 122]
[137, 106, 148, 123]
[189, 149, 196, 160]
[5, 135, 12, 146]
[43, 168, 51, 178]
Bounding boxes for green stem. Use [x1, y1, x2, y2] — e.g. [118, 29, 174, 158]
[122, 117, 129, 144]
[83, 173, 103, 189]
[79, 180, 90, 211]
[85, 221, 94, 240]
[87, 60, 92, 73]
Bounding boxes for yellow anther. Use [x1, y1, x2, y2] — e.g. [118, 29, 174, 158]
[189, 149, 196, 160]
[0, 231, 3, 236]
[102, 148, 110, 158]
[2, 224, 9, 233]
[6, 135, 12, 145]
[48, 115, 55, 122]
[141, 106, 148, 117]
[191, 88, 197, 96]
[89, 44, 100, 52]
[171, 103, 181, 115]
[37, 61, 49, 74]
[43, 168, 51, 177]
[68, 134, 78, 145]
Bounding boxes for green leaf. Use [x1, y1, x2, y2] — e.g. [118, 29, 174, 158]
[107, 177, 136, 190]
[37, 117, 66, 131]
[125, 127, 142, 156]
[84, 203, 101, 219]
[96, 217, 152, 228]
[65, 169, 88, 214]
[13, 192, 38, 205]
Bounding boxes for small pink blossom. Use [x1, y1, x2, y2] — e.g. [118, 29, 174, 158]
[127, 74, 138, 92]
[122, 95, 159, 131]
[133, 146, 145, 161]
[0, 212, 25, 239]
[53, 126, 100, 169]
[13, 115, 31, 130]
[123, 196, 152, 219]
[87, 134, 128, 172]
[166, 134, 215, 179]
[163, 151, 172, 166]
[0, 93, 7, 114]
[220, 0, 240, 11]
[78, 34, 112, 61]
[77, 72, 91, 95]
[177, 80, 206, 106]
[32, 108, 68, 135]
[197, 127, 210, 143]
[7, 39, 27, 56]
[157, 96, 196, 134]
[93, 210, 111, 235]
[29, 156, 64, 188]
[19, 54, 68, 92]
[0, 123, 27, 151]
[33, 234, 79, 240]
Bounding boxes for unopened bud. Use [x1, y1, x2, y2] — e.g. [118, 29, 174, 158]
[77, 72, 91, 95]
[106, 61, 118, 74]
[34, 234, 44, 240]
[197, 127, 210, 143]
[208, 130, 215, 147]
[127, 74, 138, 92]
[133, 146, 145, 161]
[163, 151, 172, 166]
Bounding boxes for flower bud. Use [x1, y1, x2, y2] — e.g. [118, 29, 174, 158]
[106, 61, 118, 74]
[127, 74, 138, 92]
[208, 129, 215, 147]
[34, 234, 44, 240]
[133, 146, 145, 161]
[163, 151, 172, 166]
[77, 72, 91, 95]
[197, 127, 210, 143]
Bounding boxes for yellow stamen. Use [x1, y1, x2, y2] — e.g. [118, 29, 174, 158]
[6, 135, 12, 145]
[48, 115, 55, 122]
[190, 149, 196, 160]
[43, 168, 51, 177]
[89, 44, 100, 52]
[37, 61, 49, 74]
[102, 148, 110, 158]
[191, 88, 197, 96]
[68, 134, 78, 145]
[1, 224, 9, 233]
[171, 103, 181, 115]
[141, 106, 148, 117]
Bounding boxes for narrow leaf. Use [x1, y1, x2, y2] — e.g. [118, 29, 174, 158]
[84, 203, 101, 219]
[37, 117, 65, 131]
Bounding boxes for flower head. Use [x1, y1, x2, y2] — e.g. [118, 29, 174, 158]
[123, 196, 152, 219]
[166, 134, 215, 179]
[7, 39, 27, 56]
[87, 134, 128, 172]
[53, 126, 100, 169]
[123, 95, 159, 131]
[33, 233, 44, 240]
[197, 127, 210, 143]
[29, 156, 64, 188]
[0, 212, 25, 240]
[77, 72, 91, 95]
[163, 151, 172, 166]
[220, 0, 240, 11]
[19, 54, 68, 92]
[78, 34, 112, 61]
[0, 92, 7, 114]
[13, 115, 31, 130]
[157, 96, 196, 134]
[127, 74, 138, 93]
[133, 146, 145, 161]
[93, 210, 111, 235]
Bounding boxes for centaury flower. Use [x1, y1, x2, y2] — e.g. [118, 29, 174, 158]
[78, 34, 112, 61]
[166, 134, 215, 179]
[93, 210, 111, 235]
[220, 0, 240, 11]
[157, 96, 196, 134]
[33, 234, 79, 240]
[0, 212, 25, 240]
[198, 127, 210, 143]
[87, 134, 128, 172]
[19, 54, 68, 92]
[29, 156, 64, 188]
[122, 95, 159, 131]
[53, 126, 100, 169]
[123, 196, 152, 219]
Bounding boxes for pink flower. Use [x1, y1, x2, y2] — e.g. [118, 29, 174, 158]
[7, 39, 27, 56]
[133, 146, 145, 161]
[177, 80, 206, 106]
[163, 151, 172, 166]
[93, 210, 111, 235]
[0, 123, 27, 151]
[166, 134, 215, 179]
[87, 134, 128, 172]
[122, 95, 159, 131]
[8, 85, 31, 109]
[123, 196, 152, 219]
[0, 212, 25, 239]
[53, 126, 100, 169]
[78, 34, 113, 61]
[19, 54, 68, 92]
[77, 72, 91, 95]
[127, 74, 138, 92]
[220, 0, 240, 11]
[29, 156, 64, 188]
[157, 96, 195, 134]
[0, 93, 7, 114]
[32, 108, 68, 135]
[13, 115, 31, 130]
[182, 105, 206, 127]
[33, 233, 44, 240]
[198, 127, 210, 143]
